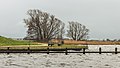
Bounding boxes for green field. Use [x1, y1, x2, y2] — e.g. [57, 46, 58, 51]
[0, 36, 37, 46]
[0, 45, 88, 49]
[45, 44, 88, 49]
[0, 36, 88, 49]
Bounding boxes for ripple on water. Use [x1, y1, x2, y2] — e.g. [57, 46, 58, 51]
[7, 55, 13, 58]
[0, 45, 120, 68]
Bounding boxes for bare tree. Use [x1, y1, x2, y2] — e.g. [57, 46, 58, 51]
[24, 9, 64, 42]
[67, 21, 89, 41]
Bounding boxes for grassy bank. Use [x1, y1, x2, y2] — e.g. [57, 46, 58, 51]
[0, 36, 87, 49]
[0, 36, 38, 45]
[52, 39, 120, 45]
[0, 44, 88, 49]
[30, 44, 88, 49]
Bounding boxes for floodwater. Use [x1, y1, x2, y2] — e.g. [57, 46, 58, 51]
[0, 45, 120, 68]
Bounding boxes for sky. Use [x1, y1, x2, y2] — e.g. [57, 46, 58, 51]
[0, 0, 120, 40]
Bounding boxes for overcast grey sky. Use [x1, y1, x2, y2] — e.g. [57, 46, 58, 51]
[0, 0, 120, 40]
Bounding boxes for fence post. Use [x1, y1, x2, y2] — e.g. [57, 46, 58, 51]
[99, 47, 101, 54]
[7, 47, 10, 54]
[83, 48, 85, 54]
[27, 47, 30, 54]
[115, 47, 117, 54]
[65, 48, 68, 55]
[47, 47, 49, 54]
[48, 44, 49, 46]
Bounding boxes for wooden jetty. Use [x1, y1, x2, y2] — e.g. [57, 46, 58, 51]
[0, 47, 119, 55]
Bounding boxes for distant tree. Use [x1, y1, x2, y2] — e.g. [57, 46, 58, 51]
[118, 39, 120, 42]
[67, 21, 89, 41]
[24, 9, 65, 42]
[113, 39, 117, 42]
[103, 39, 105, 42]
[106, 39, 110, 41]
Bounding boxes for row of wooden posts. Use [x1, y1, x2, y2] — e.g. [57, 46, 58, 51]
[0, 47, 119, 55]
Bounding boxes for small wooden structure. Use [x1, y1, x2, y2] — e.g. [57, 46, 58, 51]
[0, 47, 119, 55]
[48, 40, 64, 46]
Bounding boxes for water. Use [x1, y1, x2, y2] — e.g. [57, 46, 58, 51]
[0, 45, 120, 68]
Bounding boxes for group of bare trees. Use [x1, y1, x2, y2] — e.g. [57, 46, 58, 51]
[67, 21, 89, 41]
[24, 9, 89, 42]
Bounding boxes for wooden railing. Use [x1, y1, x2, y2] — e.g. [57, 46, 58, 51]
[0, 47, 119, 55]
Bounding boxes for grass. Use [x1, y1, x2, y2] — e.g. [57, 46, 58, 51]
[53, 39, 120, 45]
[0, 36, 38, 46]
[46, 44, 88, 49]
[0, 36, 88, 49]
[0, 44, 88, 49]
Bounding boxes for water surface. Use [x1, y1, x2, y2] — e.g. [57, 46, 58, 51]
[0, 45, 120, 68]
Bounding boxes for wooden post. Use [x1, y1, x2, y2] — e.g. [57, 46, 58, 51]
[48, 44, 49, 46]
[83, 48, 85, 54]
[7, 47, 10, 54]
[99, 47, 101, 54]
[115, 47, 117, 54]
[27, 47, 30, 54]
[65, 48, 68, 55]
[58, 44, 61, 46]
[47, 47, 49, 54]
